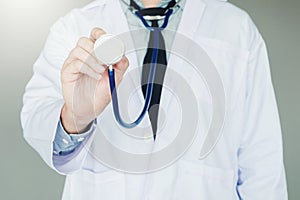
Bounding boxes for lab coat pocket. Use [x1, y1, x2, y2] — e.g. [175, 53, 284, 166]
[173, 160, 235, 200]
[66, 169, 125, 200]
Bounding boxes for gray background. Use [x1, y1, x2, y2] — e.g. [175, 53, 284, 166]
[0, 0, 299, 199]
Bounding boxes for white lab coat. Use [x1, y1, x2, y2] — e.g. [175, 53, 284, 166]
[21, 0, 288, 199]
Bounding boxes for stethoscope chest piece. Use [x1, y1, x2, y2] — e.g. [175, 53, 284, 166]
[94, 34, 125, 66]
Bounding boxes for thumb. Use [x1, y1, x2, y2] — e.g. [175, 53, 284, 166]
[90, 27, 106, 42]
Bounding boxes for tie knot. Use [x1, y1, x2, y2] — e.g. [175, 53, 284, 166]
[151, 20, 159, 28]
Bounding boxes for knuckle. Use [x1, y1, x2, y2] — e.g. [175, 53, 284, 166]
[62, 58, 72, 70]
[71, 47, 80, 57]
[62, 60, 68, 69]
[77, 37, 88, 46]
[61, 62, 71, 77]
[74, 60, 83, 70]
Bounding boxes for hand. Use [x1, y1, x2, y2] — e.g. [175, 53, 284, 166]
[60, 28, 129, 134]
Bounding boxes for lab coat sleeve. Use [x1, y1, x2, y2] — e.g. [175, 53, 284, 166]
[236, 16, 288, 199]
[21, 12, 95, 175]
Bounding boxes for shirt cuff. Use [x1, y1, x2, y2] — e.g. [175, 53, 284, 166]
[53, 119, 97, 156]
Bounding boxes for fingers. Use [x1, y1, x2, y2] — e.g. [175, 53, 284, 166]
[77, 60, 102, 81]
[64, 27, 107, 75]
[63, 59, 102, 81]
[70, 46, 106, 74]
[77, 37, 94, 53]
[90, 27, 106, 42]
[62, 27, 129, 83]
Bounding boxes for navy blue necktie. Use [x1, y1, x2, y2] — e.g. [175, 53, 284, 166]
[141, 20, 167, 141]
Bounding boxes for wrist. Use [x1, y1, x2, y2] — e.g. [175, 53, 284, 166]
[60, 104, 94, 134]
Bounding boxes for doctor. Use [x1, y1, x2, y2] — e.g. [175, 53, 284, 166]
[21, 0, 288, 199]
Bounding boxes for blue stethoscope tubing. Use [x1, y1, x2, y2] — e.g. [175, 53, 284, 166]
[108, 9, 173, 128]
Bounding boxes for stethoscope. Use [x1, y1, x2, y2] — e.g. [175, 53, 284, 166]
[94, 0, 181, 128]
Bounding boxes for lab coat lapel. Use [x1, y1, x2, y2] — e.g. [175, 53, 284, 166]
[102, 0, 129, 35]
[177, 0, 207, 38]
[161, 0, 207, 114]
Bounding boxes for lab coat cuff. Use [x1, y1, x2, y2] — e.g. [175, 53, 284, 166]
[53, 119, 97, 156]
[52, 132, 93, 165]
